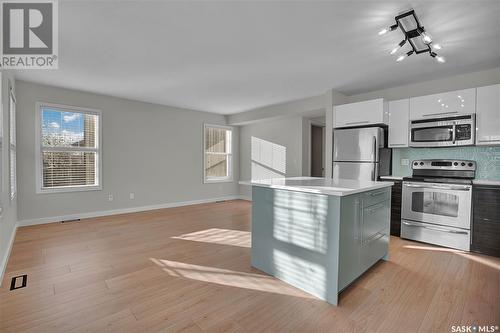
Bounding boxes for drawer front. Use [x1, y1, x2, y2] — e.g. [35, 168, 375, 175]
[362, 200, 390, 242]
[362, 188, 391, 208]
[401, 220, 470, 251]
[473, 185, 500, 223]
[472, 217, 500, 257]
[360, 231, 389, 270]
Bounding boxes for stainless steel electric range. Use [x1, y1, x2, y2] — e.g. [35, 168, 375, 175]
[401, 159, 476, 251]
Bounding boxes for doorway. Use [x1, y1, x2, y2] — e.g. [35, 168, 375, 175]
[311, 124, 325, 177]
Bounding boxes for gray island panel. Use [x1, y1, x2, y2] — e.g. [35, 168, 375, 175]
[251, 184, 391, 305]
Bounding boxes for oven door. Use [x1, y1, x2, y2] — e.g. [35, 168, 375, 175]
[402, 181, 472, 229]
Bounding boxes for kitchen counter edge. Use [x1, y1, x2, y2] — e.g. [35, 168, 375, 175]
[239, 177, 394, 197]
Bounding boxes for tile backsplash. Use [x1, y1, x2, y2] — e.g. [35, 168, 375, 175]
[392, 146, 500, 180]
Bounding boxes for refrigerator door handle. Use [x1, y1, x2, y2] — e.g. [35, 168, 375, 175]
[372, 136, 377, 163]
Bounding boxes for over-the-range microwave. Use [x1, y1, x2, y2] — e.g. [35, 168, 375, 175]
[410, 114, 475, 147]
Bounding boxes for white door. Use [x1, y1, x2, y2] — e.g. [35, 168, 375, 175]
[476, 84, 500, 146]
[388, 99, 409, 148]
[409, 88, 476, 120]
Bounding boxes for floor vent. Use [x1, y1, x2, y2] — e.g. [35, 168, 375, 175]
[215, 200, 227, 203]
[61, 218, 81, 223]
[10, 274, 27, 291]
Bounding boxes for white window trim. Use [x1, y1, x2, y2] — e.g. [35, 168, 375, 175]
[35, 102, 103, 194]
[203, 123, 234, 184]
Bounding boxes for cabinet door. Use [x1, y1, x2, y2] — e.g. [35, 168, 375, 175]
[390, 181, 402, 237]
[334, 99, 387, 128]
[338, 195, 362, 291]
[476, 84, 500, 146]
[388, 99, 409, 147]
[409, 88, 476, 120]
[472, 185, 500, 257]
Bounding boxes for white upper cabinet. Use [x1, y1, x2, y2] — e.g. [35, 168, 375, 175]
[476, 84, 500, 146]
[388, 99, 410, 148]
[409, 88, 476, 120]
[334, 98, 388, 128]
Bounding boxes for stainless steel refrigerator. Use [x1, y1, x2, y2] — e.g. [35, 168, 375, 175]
[333, 127, 390, 181]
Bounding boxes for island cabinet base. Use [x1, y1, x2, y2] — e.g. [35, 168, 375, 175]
[251, 186, 391, 305]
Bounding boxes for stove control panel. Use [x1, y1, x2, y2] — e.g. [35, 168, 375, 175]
[411, 159, 476, 171]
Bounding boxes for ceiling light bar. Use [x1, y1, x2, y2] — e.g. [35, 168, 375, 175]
[379, 9, 446, 63]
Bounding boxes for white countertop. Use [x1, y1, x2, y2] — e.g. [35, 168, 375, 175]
[473, 179, 500, 186]
[380, 175, 404, 181]
[239, 177, 394, 196]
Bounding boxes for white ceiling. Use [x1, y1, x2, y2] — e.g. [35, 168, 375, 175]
[14, 1, 500, 114]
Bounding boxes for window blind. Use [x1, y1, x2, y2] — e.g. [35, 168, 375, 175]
[38, 105, 101, 191]
[204, 125, 232, 181]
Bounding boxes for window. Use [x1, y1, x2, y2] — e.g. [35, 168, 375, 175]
[36, 103, 102, 193]
[204, 124, 233, 183]
[9, 88, 16, 200]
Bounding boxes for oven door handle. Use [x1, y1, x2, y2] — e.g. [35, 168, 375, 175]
[402, 221, 469, 235]
[452, 123, 456, 144]
[404, 183, 470, 191]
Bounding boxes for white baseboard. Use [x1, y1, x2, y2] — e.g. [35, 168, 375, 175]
[239, 195, 252, 201]
[0, 222, 17, 287]
[18, 195, 246, 227]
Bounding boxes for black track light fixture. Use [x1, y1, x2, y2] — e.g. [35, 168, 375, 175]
[379, 9, 446, 63]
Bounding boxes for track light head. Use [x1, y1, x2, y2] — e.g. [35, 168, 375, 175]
[378, 24, 398, 36]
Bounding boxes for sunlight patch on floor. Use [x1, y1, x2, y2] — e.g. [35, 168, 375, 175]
[403, 244, 466, 253]
[149, 258, 314, 298]
[456, 252, 500, 271]
[172, 228, 251, 248]
[403, 244, 500, 271]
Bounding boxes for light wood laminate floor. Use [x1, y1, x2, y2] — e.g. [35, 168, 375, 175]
[1, 200, 498, 332]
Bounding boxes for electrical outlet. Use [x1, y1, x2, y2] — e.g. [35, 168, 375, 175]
[401, 159, 409, 166]
[108, 194, 114, 201]
[129, 192, 135, 200]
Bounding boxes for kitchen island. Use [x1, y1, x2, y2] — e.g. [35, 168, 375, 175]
[240, 177, 393, 305]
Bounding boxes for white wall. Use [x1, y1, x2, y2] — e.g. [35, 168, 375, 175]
[239, 117, 304, 198]
[325, 90, 349, 178]
[0, 72, 18, 282]
[16, 81, 240, 223]
[227, 94, 325, 125]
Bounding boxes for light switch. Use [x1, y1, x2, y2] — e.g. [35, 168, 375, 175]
[401, 159, 409, 166]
